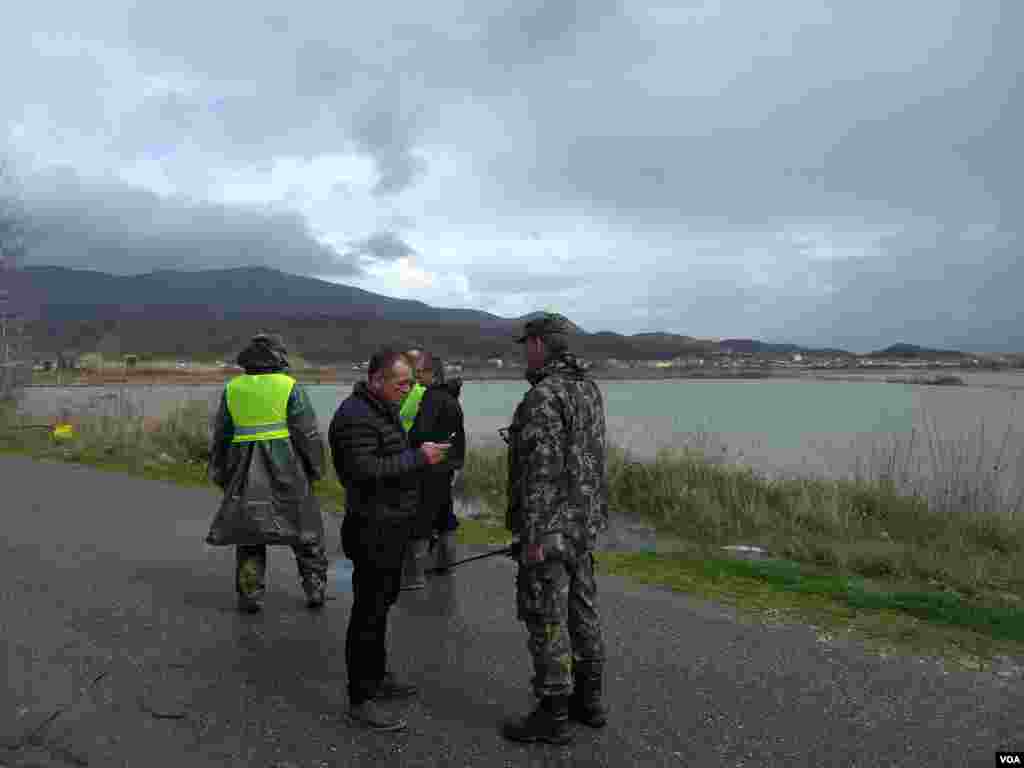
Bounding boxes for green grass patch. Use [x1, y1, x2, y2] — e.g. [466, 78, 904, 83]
[595, 550, 1024, 667]
[454, 516, 513, 547]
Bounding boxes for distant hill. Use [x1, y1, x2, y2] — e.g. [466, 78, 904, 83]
[630, 332, 703, 344]
[20, 265, 718, 362]
[15, 264, 953, 364]
[22, 265, 520, 331]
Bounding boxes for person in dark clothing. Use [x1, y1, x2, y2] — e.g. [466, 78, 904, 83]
[398, 346, 432, 590]
[328, 348, 451, 732]
[205, 333, 328, 613]
[407, 353, 466, 575]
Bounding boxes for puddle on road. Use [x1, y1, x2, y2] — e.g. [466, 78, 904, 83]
[325, 558, 461, 619]
[327, 559, 352, 592]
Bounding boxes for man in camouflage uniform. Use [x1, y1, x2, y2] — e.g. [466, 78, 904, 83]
[502, 313, 609, 744]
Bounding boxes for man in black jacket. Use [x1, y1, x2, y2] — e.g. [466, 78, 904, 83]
[407, 353, 466, 576]
[328, 348, 450, 732]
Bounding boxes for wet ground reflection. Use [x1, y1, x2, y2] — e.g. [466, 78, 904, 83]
[396, 573, 459, 619]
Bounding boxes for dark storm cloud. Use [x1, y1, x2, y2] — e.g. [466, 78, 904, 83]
[344, 231, 417, 263]
[773, 227, 1024, 353]
[352, 103, 427, 196]
[2, 0, 1021, 348]
[16, 168, 360, 276]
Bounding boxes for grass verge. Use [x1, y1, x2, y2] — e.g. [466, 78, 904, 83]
[594, 551, 1024, 671]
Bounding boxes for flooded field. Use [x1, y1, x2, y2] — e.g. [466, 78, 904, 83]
[16, 372, 1024, 499]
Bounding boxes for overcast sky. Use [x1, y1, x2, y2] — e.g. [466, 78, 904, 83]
[2, 0, 1020, 352]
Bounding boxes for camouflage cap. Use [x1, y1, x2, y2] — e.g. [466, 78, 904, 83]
[515, 312, 573, 343]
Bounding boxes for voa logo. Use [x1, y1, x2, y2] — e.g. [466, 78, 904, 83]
[998, 755, 1022, 765]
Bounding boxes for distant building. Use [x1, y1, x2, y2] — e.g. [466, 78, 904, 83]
[604, 358, 631, 369]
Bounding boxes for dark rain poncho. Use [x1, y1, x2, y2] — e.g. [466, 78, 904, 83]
[205, 342, 326, 547]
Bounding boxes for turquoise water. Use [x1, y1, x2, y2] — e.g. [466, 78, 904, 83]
[305, 379, 917, 453]
[24, 377, 1020, 481]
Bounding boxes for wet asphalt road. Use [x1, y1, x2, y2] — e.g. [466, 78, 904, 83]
[1, 453, 1022, 767]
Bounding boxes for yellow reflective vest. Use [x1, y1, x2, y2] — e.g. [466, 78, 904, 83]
[225, 373, 295, 443]
[400, 382, 426, 432]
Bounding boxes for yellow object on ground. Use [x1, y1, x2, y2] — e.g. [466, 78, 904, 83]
[52, 423, 75, 441]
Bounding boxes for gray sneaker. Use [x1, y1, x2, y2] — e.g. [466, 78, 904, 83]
[348, 700, 407, 732]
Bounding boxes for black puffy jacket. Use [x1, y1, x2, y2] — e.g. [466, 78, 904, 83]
[407, 378, 466, 538]
[328, 381, 428, 523]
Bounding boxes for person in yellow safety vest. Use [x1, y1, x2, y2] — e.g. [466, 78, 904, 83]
[52, 423, 74, 441]
[398, 347, 430, 589]
[51, 408, 75, 442]
[399, 346, 427, 432]
[204, 333, 328, 613]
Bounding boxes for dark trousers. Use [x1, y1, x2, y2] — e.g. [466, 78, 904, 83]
[342, 515, 410, 706]
[434, 498, 459, 533]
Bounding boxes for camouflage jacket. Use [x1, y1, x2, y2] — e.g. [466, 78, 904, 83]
[506, 353, 609, 549]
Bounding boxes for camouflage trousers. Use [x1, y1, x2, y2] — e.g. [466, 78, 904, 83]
[516, 548, 606, 698]
[235, 541, 328, 605]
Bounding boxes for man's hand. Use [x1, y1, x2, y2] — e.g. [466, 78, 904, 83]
[508, 539, 544, 564]
[420, 442, 451, 465]
[525, 542, 545, 564]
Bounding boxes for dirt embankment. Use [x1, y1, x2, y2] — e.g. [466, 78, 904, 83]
[33, 366, 347, 387]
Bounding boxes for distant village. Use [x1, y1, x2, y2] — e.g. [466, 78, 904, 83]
[587, 350, 1022, 373]
[29, 349, 1010, 377]
[19, 341, 1024, 379]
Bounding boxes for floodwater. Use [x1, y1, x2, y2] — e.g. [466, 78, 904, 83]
[17, 371, 1024, 494]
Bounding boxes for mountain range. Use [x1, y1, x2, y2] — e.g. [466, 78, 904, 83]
[15, 265, 967, 363]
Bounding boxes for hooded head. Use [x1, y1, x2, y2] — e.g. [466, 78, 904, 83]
[237, 333, 290, 373]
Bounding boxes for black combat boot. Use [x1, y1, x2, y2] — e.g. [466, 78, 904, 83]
[236, 596, 262, 614]
[303, 575, 326, 610]
[569, 661, 608, 728]
[373, 671, 418, 700]
[434, 531, 457, 573]
[502, 695, 573, 744]
[305, 586, 326, 610]
[348, 700, 407, 732]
